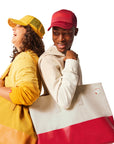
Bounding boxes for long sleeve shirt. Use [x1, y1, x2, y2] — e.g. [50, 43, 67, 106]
[39, 45, 82, 109]
[2, 50, 41, 106]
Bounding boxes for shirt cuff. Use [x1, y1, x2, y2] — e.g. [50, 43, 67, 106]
[64, 59, 79, 73]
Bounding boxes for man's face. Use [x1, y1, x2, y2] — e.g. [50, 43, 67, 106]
[52, 27, 78, 53]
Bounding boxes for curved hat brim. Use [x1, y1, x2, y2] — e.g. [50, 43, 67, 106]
[8, 18, 26, 27]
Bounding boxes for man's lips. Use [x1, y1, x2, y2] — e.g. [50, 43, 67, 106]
[57, 43, 66, 49]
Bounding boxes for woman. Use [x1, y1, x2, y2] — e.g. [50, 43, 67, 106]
[0, 15, 45, 144]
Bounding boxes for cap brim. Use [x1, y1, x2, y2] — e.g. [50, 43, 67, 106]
[8, 18, 26, 27]
[48, 26, 51, 31]
[47, 22, 73, 31]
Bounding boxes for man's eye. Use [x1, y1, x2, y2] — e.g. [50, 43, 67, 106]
[53, 31, 60, 36]
[53, 31, 73, 36]
[64, 32, 69, 35]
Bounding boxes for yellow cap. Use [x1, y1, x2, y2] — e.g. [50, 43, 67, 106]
[8, 15, 45, 38]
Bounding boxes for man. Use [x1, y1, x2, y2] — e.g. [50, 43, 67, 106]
[39, 9, 82, 109]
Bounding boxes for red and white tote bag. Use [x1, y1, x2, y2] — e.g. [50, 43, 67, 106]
[30, 83, 114, 144]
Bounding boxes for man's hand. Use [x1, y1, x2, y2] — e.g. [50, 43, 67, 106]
[64, 50, 78, 61]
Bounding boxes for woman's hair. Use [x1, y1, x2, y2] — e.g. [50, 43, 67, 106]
[11, 25, 45, 61]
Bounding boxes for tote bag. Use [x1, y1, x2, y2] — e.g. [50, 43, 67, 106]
[30, 83, 114, 144]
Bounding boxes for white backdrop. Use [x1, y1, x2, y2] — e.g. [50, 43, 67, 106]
[0, 0, 114, 114]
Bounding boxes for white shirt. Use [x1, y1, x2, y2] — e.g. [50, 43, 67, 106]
[39, 45, 82, 109]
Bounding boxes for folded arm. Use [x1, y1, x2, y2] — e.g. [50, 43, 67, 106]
[39, 51, 81, 109]
[0, 53, 41, 106]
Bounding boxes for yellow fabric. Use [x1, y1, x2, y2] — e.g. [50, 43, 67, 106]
[1, 64, 12, 80]
[0, 124, 37, 144]
[0, 50, 40, 143]
[0, 96, 37, 144]
[8, 15, 45, 38]
[4, 50, 41, 105]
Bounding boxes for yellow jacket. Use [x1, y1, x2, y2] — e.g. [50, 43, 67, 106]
[2, 50, 41, 106]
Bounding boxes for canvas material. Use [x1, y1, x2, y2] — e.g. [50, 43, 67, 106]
[30, 83, 113, 134]
[37, 116, 114, 144]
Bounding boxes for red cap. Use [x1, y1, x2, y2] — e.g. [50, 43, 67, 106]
[48, 9, 77, 31]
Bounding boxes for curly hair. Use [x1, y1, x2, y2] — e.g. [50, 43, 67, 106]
[11, 25, 45, 61]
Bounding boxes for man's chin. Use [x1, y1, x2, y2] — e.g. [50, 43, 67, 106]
[59, 49, 66, 53]
[57, 47, 66, 53]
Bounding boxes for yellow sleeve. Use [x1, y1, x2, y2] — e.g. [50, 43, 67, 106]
[9, 52, 41, 106]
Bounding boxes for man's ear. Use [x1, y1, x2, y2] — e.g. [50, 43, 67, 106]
[75, 28, 78, 36]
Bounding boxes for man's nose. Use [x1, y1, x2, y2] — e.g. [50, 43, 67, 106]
[58, 34, 65, 42]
